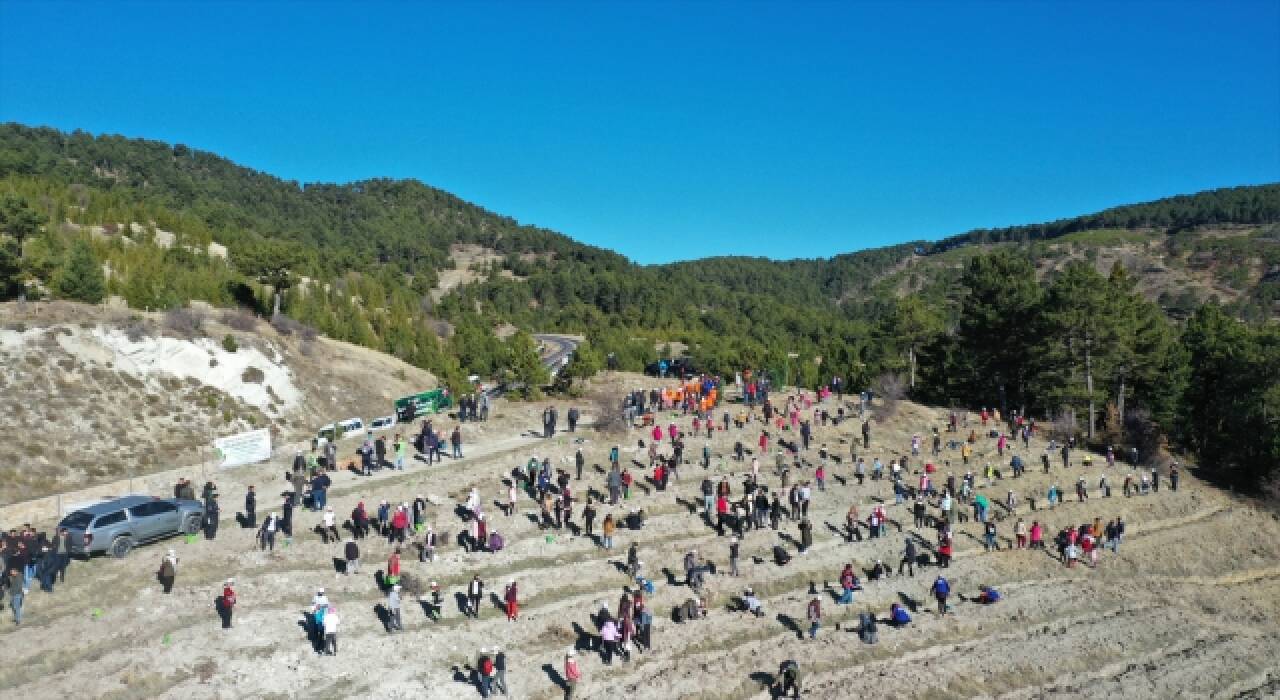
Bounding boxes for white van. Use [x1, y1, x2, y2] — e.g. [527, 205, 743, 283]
[316, 417, 365, 445]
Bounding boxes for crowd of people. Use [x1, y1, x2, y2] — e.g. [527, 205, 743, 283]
[0, 369, 1186, 699]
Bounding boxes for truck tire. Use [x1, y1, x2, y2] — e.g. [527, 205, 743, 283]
[111, 535, 134, 558]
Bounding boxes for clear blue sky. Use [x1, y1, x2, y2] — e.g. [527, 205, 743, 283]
[2, 1, 1278, 264]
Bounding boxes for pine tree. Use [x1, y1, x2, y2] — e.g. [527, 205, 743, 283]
[52, 239, 107, 304]
[879, 294, 944, 390]
[952, 250, 1043, 413]
[504, 330, 548, 399]
[1033, 261, 1127, 441]
[0, 238, 21, 300]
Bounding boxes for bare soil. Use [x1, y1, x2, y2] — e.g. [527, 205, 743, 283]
[0, 302, 437, 505]
[2, 371, 1277, 699]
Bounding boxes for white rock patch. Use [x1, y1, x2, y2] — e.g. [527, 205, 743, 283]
[84, 328, 301, 410]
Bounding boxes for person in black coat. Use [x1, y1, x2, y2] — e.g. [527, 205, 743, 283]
[245, 486, 257, 528]
[204, 499, 220, 540]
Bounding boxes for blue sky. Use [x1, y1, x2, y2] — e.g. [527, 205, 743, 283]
[2, 1, 1278, 264]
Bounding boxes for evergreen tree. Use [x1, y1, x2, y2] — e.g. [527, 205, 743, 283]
[504, 330, 548, 399]
[237, 240, 304, 318]
[1108, 265, 1187, 433]
[1033, 261, 1128, 440]
[951, 250, 1042, 413]
[878, 294, 944, 390]
[0, 193, 45, 242]
[52, 239, 106, 304]
[1181, 304, 1280, 490]
[0, 237, 21, 300]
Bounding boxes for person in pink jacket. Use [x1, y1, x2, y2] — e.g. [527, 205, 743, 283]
[564, 650, 582, 698]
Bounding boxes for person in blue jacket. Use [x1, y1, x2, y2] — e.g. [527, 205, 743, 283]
[978, 584, 1001, 604]
[931, 575, 951, 615]
[889, 602, 912, 627]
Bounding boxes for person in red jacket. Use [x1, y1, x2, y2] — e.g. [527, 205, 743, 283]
[505, 580, 519, 621]
[387, 548, 402, 585]
[937, 539, 953, 568]
[478, 650, 496, 696]
[1081, 533, 1097, 568]
[759, 431, 769, 454]
[716, 495, 730, 536]
[390, 506, 409, 544]
[218, 578, 236, 629]
[564, 649, 582, 699]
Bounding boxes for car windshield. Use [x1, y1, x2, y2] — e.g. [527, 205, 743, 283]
[59, 512, 93, 529]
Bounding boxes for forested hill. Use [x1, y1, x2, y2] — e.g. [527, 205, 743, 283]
[0, 123, 630, 284]
[2, 123, 1278, 491]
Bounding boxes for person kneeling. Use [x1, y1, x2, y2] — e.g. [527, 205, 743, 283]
[858, 611, 878, 644]
[889, 602, 912, 628]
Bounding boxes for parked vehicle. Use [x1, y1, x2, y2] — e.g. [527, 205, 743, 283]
[393, 389, 451, 422]
[369, 415, 396, 432]
[316, 417, 365, 445]
[58, 495, 205, 558]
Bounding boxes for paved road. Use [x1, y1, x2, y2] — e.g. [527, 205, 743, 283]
[533, 333, 580, 373]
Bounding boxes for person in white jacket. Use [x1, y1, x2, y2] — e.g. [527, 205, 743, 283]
[323, 607, 340, 655]
[321, 507, 339, 543]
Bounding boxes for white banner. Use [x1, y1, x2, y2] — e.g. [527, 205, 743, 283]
[213, 428, 273, 468]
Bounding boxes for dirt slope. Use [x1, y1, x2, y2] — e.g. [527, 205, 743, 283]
[0, 302, 437, 504]
[0, 375, 1277, 699]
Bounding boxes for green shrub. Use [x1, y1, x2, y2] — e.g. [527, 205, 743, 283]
[222, 334, 238, 353]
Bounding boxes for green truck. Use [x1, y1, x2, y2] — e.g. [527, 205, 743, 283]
[394, 389, 452, 422]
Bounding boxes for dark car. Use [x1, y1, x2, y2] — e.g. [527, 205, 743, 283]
[58, 495, 205, 558]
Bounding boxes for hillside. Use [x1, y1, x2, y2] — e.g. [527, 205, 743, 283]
[1, 124, 1278, 491]
[1, 385, 1277, 698]
[0, 301, 438, 504]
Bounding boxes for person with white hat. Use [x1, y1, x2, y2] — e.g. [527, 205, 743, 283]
[217, 578, 236, 629]
[743, 587, 763, 617]
[321, 506, 339, 544]
[492, 647, 509, 696]
[309, 587, 331, 647]
[427, 580, 443, 621]
[563, 649, 581, 699]
[311, 588, 330, 612]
